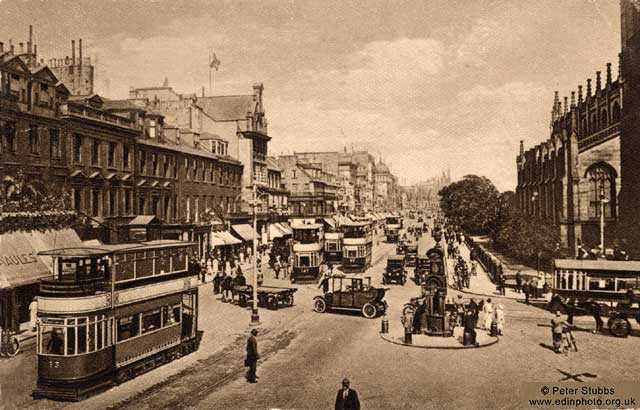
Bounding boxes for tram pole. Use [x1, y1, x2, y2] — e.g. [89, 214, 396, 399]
[599, 185, 609, 259]
[250, 182, 260, 325]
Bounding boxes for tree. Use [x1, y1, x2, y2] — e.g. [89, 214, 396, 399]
[438, 175, 500, 235]
[0, 169, 77, 234]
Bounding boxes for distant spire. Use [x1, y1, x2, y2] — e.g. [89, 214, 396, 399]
[570, 91, 576, 108]
[578, 85, 583, 103]
[162, 77, 169, 87]
[606, 63, 612, 87]
[563, 96, 568, 114]
[586, 78, 592, 98]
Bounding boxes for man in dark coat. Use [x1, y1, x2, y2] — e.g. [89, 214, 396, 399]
[515, 271, 522, 293]
[523, 281, 530, 304]
[246, 329, 259, 383]
[335, 378, 360, 410]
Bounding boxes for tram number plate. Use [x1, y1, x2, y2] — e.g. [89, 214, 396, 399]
[47, 359, 61, 368]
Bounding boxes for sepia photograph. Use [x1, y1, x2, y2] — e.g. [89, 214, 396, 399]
[0, 0, 640, 409]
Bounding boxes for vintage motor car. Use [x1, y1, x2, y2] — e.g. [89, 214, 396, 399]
[313, 275, 388, 319]
[414, 255, 430, 283]
[405, 245, 418, 267]
[383, 254, 407, 285]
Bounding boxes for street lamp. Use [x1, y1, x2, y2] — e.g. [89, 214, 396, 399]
[531, 191, 539, 216]
[599, 185, 610, 258]
[248, 183, 270, 325]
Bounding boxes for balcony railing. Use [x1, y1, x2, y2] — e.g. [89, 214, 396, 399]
[40, 275, 106, 297]
[61, 102, 138, 131]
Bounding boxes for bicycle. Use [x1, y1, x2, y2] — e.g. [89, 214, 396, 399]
[0, 328, 20, 357]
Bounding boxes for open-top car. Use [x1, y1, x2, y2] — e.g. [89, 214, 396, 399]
[405, 245, 419, 267]
[313, 275, 388, 319]
[414, 255, 430, 283]
[383, 254, 407, 285]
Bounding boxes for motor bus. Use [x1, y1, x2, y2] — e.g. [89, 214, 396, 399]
[342, 221, 373, 272]
[324, 230, 343, 265]
[291, 223, 324, 283]
[550, 259, 640, 337]
[33, 240, 200, 401]
[384, 216, 402, 243]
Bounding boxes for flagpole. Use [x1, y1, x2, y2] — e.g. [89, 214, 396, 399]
[209, 51, 212, 96]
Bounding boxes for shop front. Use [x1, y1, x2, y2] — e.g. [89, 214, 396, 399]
[0, 229, 83, 332]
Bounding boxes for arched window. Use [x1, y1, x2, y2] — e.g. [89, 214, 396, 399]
[612, 102, 621, 123]
[586, 163, 617, 219]
[601, 109, 608, 128]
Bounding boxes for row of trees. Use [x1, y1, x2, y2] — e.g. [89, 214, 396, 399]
[438, 175, 560, 270]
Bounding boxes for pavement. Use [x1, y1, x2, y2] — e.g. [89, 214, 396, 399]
[380, 326, 499, 349]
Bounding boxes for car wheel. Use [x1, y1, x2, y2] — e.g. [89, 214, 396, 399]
[314, 297, 327, 313]
[609, 316, 631, 338]
[267, 295, 279, 310]
[283, 294, 294, 306]
[362, 303, 377, 319]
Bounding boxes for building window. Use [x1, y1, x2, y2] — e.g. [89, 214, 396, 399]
[108, 142, 116, 168]
[73, 135, 82, 163]
[194, 197, 199, 222]
[49, 129, 61, 159]
[91, 139, 100, 165]
[164, 156, 169, 177]
[186, 197, 191, 222]
[92, 190, 100, 217]
[28, 124, 39, 155]
[587, 163, 616, 219]
[72, 188, 82, 212]
[173, 158, 178, 179]
[152, 154, 158, 176]
[139, 151, 147, 174]
[185, 158, 190, 180]
[164, 196, 170, 221]
[108, 190, 116, 216]
[149, 119, 156, 139]
[139, 194, 146, 215]
[2, 121, 16, 152]
[152, 196, 160, 217]
[123, 145, 130, 169]
[125, 190, 132, 214]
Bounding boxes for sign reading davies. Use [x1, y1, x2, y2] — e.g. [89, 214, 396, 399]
[0, 252, 39, 266]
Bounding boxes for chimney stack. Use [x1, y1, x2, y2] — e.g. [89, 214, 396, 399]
[72, 40, 75, 64]
[19, 42, 24, 54]
[606, 63, 612, 87]
[28, 24, 32, 54]
[586, 78, 592, 98]
[571, 91, 576, 108]
[79, 39, 83, 65]
[519, 140, 524, 157]
[596, 71, 602, 92]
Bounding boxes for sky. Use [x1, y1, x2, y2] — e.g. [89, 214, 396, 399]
[0, 0, 621, 191]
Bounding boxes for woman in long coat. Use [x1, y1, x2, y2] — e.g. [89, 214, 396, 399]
[482, 298, 494, 330]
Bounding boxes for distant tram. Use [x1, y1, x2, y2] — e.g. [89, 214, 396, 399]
[291, 223, 324, 283]
[324, 230, 343, 265]
[384, 216, 401, 243]
[342, 221, 373, 272]
[551, 259, 640, 337]
[33, 240, 200, 401]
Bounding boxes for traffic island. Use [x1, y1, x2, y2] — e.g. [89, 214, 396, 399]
[379, 326, 499, 349]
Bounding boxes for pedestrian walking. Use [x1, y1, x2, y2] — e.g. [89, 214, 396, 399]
[523, 280, 530, 304]
[531, 277, 539, 299]
[499, 272, 506, 296]
[282, 258, 289, 279]
[245, 329, 259, 383]
[515, 271, 522, 293]
[402, 309, 414, 344]
[335, 378, 360, 410]
[29, 297, 38, 332]
[274, 258, 281, 279]
[494, 304, 505, 335]
[222, 273, 233, 302]
[482, 298, 494, 330]
[590, 300, 603, 333]
[247, 245, 252, 264]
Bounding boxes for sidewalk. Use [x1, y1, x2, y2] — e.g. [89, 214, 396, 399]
[450, 243, 550, 302]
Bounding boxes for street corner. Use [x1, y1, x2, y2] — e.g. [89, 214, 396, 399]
[379, 327, 500, 350]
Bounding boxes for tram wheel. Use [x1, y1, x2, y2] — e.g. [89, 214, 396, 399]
[609, 317, 631, 338]
[313, 297, 327, 313]
[362, 303, 377, 319]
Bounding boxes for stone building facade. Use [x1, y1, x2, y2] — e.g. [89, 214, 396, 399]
[516, 66, 622, 256]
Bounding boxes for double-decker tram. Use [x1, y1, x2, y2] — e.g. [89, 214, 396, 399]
[384, 216, 401, 243]
[291, 223, 324, 283]
[551, 259, 640, 337]
[342, 221, 373, 272]
[33, 240, 200, 401]
[324, 230, 343, 265]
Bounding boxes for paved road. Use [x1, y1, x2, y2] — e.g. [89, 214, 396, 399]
[11, 225, 640, 410]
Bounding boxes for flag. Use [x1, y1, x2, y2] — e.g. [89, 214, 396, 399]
[210, 52, 220, 71]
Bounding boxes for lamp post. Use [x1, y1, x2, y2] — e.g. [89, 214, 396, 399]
[249, 183, 260, 325]
[599, 185, 609, 258]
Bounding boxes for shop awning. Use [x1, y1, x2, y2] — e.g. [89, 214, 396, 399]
[276, 222, 293, 236]
[0, 229, 83, 289]
[323, 217, 336, 228]
[219, 231, 242, 245]
[231, 224, 259, 242]
[269, 224, 285, 240]
[210, 233, 226, 247]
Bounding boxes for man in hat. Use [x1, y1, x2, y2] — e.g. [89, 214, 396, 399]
[245, 329, 259, 383]
[551, 311, 564, 353]
[335, 378, 360, 410]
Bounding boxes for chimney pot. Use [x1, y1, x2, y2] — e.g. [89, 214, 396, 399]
[19, 42, 24, 54]
[10, 44, 14, 55]
[72, 40, 76, 64]
[79, 39, 83, 66]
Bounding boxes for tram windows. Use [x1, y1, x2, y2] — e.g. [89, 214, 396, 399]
[76, 318, 87, 354]
[117, 315, 140, 341]
[141, 309, 162, 334]
[299, 256, 311, 267]
[162, 304, 181, 326]
[588, 277, 615, 291]
[39, 319, 65, 355]
[346, 250, 357, 258]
